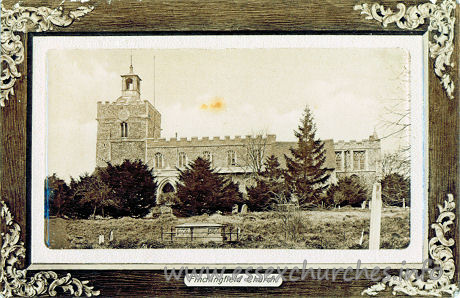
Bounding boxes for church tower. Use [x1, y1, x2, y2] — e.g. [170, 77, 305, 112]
[96, 63, 162, 167]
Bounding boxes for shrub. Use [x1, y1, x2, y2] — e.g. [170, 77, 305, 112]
[175, 157, 243, 216]
[326, 175, 367, 207]
[380, 173, 410, 207]
[246, 155, 288, 211]
[246, 179, 272, 211]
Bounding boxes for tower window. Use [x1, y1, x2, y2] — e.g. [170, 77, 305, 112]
[227, 150, 237, 166]
[121, 122, 128, 137]
[155, 152, 164, 169]
[178, 152, 187, 168]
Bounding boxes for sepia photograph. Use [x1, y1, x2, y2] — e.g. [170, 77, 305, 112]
[43, 43, 412, 251]
[2, 0, 457, 295]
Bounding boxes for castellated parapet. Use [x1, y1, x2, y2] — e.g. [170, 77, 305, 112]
[145, 134, 279, 169]
[146, 134, 277, 147]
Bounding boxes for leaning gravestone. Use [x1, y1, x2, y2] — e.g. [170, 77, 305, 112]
[232, 204, 239, 214]
[241, 204, 248, 214]
[369, 182, 382, 250]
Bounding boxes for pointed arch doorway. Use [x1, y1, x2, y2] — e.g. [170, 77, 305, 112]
[157, 179, 177, 205]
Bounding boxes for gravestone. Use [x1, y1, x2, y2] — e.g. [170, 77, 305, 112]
[109, 230, 114, 242]
[240, 204, 248, 214]
[359, 228, 364, 246]
[232, 204, 238, 214]
[98, 234, 104, 245]
[160, 205, 173, 214]
[361, 201, 366, 209]
[369, 182, 382, 250]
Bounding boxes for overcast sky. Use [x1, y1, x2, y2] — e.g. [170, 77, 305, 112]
[47, 48, 410, 179]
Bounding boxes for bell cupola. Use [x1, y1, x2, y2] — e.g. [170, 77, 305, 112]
[120, 62, 142, 101]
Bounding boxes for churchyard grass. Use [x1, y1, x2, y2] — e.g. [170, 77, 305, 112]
[47, 207, 409, 249]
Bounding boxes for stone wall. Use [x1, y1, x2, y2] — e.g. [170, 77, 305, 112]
[110, 141, 145, 165]
[146, 135, 277, 169]
[332, 135, 381, 190]
[96, 100, 160, 167]
[97, 100, 147, 119]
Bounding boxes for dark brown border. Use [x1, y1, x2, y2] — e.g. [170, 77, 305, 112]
[1, 0, 458, 296]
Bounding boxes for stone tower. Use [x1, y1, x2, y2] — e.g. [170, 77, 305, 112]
[96, 64, 161, 167]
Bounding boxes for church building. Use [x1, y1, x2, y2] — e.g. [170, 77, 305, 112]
[96, 66, 381, 199]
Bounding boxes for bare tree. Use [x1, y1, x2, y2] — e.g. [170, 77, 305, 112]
[270, 192, 304, 242]
[377, 65, 410, 146]
[243, 130, 269, 176]
[376, 63, 411, 181]
[381, 151, 410, 178]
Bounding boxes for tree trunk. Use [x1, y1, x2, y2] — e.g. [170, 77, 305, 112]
[92, 205, 97, 219]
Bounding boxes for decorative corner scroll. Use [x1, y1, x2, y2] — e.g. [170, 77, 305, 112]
[354, 0, 456, 99]
[0, 3, 94, 107]
[1, 200, 100, 297]
[362, 194, 458, 296]
[0, 3, 97, 297]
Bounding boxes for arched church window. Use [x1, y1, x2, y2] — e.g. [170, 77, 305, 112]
[120, 122, 128, 137]
[203, 151, 212, 165]
[227, 150, 237, 166]
[344, 151, 351, 170]
[353, 151, 366, 170]
[178, 152, 187, 168]
[155, 152, 164, 169]
[335, 151, 342, 171]
[126, 78, 134, 90]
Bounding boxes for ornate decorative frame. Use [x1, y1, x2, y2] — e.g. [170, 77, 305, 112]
[0, 0, 458, 296]
[355, 0, 456, 100]
[1, 4, 94, 107]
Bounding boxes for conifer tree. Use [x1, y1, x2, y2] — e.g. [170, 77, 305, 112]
[46, 173, 71, 217]
[176, 157, 242, 216]
[98, 159, 158, 218]
[284, 105, 330, 206]
[246, 155, 285, 211]
[262, 155, 284, 182]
